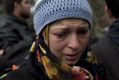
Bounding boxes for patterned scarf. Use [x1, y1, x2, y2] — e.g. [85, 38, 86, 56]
[29, 27, 94, 80]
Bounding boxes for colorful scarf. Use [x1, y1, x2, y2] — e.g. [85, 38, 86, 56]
[29, 28, 94, 80]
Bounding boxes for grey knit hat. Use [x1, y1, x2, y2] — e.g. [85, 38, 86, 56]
[34, 0, 92, 35]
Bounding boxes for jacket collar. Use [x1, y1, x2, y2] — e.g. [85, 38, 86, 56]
[107, 19, 119, 46]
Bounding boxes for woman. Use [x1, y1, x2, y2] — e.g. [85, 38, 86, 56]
[0, 0, 107, 80]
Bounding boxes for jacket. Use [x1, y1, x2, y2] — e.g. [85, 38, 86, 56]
[0, 15, 34, 74]
[92, 20, 119, 80]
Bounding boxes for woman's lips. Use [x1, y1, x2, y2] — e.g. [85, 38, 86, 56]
[64, 53, 78, 61]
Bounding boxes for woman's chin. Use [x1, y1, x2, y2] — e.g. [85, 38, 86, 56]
[63, 59, 78, 65]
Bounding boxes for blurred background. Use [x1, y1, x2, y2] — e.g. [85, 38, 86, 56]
[89, 0, 112, 38]
[0, 0, 113, 39]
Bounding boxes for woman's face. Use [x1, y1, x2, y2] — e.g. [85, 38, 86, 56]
[49, 19, 90, 65]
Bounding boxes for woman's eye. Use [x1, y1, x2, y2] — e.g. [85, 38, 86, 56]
[78, 30, 88, 35]
[54, 32, 67, 38]
[56, 33, 66, 38]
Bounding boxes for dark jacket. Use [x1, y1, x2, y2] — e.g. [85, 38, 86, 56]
[92, 20, 119, 80]
[0, 55, 50, 80]
[0, 15, 34, 74]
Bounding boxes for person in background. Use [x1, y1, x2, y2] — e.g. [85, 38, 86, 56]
[0, 0, 107, 80]
[0, 0, 35, 76]
[92, 0, 119, 79]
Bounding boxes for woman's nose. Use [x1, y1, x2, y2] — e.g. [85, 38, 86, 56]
[68, 34, 80, 50]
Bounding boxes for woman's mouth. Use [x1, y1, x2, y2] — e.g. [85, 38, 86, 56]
[64, 53, 78, 61]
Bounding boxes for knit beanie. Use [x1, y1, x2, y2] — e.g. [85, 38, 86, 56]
[34, 0, 92, 35]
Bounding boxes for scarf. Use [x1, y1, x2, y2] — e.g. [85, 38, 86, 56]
[29, 28, 94, 80]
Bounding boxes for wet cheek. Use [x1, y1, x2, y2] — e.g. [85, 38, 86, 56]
[80, 38, 90, 48]
[50, 43, 64, 56]
[82, 35, 90, 42]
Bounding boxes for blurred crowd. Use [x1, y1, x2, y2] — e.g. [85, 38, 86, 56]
[0, 0, 36, 76]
